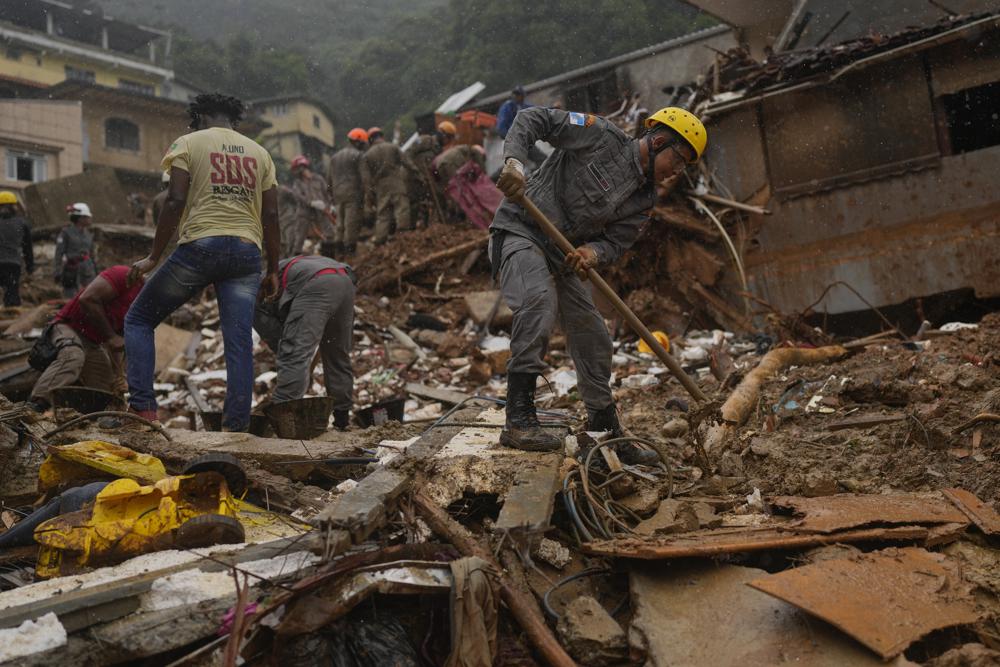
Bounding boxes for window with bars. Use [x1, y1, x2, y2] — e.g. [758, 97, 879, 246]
[105, 118, 140, 151]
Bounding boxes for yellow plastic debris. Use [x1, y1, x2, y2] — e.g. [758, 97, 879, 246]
[34, 470, 242, 578]
[39, 440, 167, 492]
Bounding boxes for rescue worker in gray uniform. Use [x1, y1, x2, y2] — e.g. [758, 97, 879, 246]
[491, 106, 707, 454]
[327, 128, 368, 256]
[254, 254, 356, 430]
[54, 202, 97, 298]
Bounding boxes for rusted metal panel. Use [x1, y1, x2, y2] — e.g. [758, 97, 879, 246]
[629, 561, 883, 667]
[746, 147, 1000, 313]
[581, 525, 929, 559]
[761, 57, 940, 198]
[749, 547, 982, 659]
[772, 493, 968, 534]
[943, 487, 1000, 536]
[928, 31, 1000, 95]
[706, 107, 769, 202]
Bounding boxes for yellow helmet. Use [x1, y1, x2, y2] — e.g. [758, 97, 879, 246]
[645, 107, 707, 161]
[0, 192, 17, 205]
[437, 120, 457, 136]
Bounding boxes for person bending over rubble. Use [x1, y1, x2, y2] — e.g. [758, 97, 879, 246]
[125, 93, 281, 430]
[490, 106, 706, 458]
[27, 265, 143, 413]
[254, 254, 356, 430]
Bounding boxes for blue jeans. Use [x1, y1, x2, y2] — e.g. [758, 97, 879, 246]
[125, 236, 262, 431]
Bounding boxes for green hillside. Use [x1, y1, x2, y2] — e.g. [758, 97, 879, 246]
[94, 0, 712, 132]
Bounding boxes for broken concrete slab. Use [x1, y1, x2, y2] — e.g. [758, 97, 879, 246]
[404, 382, 472, 407]
[582, 525, 930, 559]
[749, 547, 982, 659]
[629, 562, 883, 666]
[463, 290, 513, 328]
[421, 408, 568, 509]
[311, 468, 408, 540]
[167, 428, 359, 462]
[942, 488, 1000, 536]
[771, 492, 969, 533]
[556, 596, 628, 667]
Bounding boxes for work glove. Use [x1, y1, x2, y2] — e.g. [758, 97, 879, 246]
[310, 199, 326, 211]
[565, 245, 599, 279]
[497, 158, 526, 200]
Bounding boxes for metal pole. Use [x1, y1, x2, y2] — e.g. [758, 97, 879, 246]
[516, 194, 708, 403]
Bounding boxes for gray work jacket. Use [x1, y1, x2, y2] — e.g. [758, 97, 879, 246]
[490, 107, 654, 273]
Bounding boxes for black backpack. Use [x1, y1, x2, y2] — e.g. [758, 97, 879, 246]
[28, 324, 59, 371]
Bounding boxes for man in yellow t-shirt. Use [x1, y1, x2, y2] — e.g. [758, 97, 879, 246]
[124, 93, 281, 432]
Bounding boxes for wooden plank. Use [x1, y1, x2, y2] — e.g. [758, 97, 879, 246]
[0, 532, 329, 632]
[943, 487, 1000, 536]
[404, 382, 472, 406]
[826, 413, 906, 431]
[581, 525, 929, 560]
[495, 453, 563, 537]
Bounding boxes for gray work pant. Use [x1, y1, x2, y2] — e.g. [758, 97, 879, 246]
[334, 198, 362, 247]
[492, 234, 613, 412]
[272, 273, 355, 411]
[374, 191, 411, 244]
[31, 323, 124, 402]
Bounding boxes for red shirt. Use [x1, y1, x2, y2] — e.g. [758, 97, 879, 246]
[56, 266, 143, 343]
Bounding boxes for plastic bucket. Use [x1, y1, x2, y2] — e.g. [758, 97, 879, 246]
[355, 396, 406, 428]
[264, 397, 334, 440]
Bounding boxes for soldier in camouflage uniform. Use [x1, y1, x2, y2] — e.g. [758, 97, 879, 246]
[360, 127, 416, 244]
[327, 128, 368, 255]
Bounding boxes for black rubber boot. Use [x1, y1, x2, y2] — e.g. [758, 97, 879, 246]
[333, 409, 350, 431]
[587, 404, 624, 438]
[500, 373, 562, 452]
[587, 404, 660, 465]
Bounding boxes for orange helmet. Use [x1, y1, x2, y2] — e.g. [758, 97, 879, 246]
[290, 155, 310, 170]
[347, 127, 369, 143]
[437, 120, 457, 136]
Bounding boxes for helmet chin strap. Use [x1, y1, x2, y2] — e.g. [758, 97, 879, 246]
[645, 130, 681, 187]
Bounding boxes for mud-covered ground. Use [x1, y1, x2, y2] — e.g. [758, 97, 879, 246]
[613, 313, 1000, 504]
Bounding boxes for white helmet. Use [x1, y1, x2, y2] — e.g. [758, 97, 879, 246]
[68, 202, 92, 218]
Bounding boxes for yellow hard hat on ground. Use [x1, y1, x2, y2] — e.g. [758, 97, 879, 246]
[0, 192, 17, 205]
[645, 107, 707, 161]
[638, 331, 670, 355]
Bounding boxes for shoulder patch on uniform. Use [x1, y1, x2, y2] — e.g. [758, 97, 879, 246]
[568, 112, 587, 126]
[585, 114, 596, 127]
